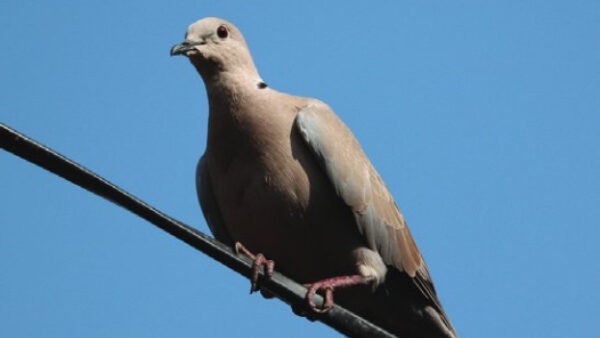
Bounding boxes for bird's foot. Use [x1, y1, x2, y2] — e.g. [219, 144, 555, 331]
[304, 275, 375, 313]
[234, 242, 275, 293]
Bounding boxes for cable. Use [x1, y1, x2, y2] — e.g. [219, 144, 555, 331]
[1, 122, 396, 338]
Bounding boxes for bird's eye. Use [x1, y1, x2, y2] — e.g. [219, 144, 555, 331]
[216, 25, 228, 39]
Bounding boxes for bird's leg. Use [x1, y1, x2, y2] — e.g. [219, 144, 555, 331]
[234, 242, 275, 293]
[304, 275, 375, 313]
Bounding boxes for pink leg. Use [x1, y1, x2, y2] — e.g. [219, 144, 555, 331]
[235, 242, 275, 293]
[304, 275, 375, 313]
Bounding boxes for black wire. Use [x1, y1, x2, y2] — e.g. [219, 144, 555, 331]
[0, 123, 396, 338]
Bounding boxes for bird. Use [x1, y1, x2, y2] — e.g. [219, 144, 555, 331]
[171, 17, 458, 338]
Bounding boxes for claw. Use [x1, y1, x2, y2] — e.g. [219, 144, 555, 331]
[234, 242, 275, 293]
[305, 283, 335, 313]
[249, 253, 274, 292]
[303, 275, 375, 314]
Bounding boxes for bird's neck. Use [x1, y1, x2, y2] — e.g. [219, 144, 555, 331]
[204, 72, 263, 125]
[205, 69, 263, 95]
[204, 70, 269, 164]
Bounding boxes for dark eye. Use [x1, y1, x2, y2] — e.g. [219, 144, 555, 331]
[216, 25, 228, 39]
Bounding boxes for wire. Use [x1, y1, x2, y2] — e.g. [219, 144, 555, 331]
[0, 123, 397, 338]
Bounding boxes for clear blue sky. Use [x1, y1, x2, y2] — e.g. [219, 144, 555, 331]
[2, 1, 599, 337]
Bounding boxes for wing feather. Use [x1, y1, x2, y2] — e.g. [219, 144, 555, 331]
[295, 102, 456, 328]
[196, 155, 234, 245]
[295, 101, 423, 276]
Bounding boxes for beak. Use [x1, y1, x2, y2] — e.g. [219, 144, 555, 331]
[170, 40, 205, 56]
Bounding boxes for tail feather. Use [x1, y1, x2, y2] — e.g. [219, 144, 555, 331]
[364, 267, 458, 338]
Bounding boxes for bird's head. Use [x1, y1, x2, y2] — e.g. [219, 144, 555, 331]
[171, 17, 258, 81]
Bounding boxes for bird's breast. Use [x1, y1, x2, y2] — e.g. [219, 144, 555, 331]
[208, 126, 313, 236]
[206, 115, 359, 281]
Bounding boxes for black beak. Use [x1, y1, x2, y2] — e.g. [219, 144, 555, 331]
[170, 40, 205, 56]
[170, 41, 192, 56]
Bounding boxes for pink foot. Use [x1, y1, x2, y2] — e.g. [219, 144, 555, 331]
[235, 242, 275, 293]
[304, 275, 375, 313]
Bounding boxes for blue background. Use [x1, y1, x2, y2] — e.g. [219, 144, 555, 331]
[2, 1, 599, 337]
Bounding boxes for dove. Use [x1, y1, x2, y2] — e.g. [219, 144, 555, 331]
[171, 17, 457, 338]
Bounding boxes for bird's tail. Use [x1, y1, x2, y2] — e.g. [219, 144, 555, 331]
[369, 267, 458, 338]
